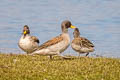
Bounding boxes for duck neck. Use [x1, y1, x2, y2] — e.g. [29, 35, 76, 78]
[23, 34, 29, 38]
[61, 25, 68, 33]
[74, 35, 80, 38]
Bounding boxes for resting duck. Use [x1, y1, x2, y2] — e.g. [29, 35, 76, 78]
[71, 28, 94, 56]
[31, 20, 76, 59]
[18, 25, 39, 54]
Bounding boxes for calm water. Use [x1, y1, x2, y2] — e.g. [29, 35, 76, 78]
[0, 0, 120, 58]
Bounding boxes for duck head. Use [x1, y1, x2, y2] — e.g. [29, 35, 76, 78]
[61, 20, 76, 33]
[73, 28, 80, 38]
[23, 25, 30, 36]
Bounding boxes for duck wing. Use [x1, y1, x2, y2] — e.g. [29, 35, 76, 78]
[31, 36, 40, 43]
[72, 37, 94, 48]
[37, 35, 63, 50]
[80, 37, 94, 48]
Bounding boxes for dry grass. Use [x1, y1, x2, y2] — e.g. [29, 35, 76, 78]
[0, 53, 120, 80]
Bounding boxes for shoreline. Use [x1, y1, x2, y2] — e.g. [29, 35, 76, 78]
[0, 53, 120, 80]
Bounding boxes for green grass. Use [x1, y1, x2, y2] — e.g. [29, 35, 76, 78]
[0, 54, 120, 80]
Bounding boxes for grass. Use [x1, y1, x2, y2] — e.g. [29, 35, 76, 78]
[0, 54, 120, 80]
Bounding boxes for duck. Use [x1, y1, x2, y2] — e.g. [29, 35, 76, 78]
[71, 28, 94, 57]
[18, 25, 39, 54]
[31, 20, 76, 59]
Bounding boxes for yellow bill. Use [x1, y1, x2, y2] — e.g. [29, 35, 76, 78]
[24, 31, 27, 34]
[70, 25, 76, 28]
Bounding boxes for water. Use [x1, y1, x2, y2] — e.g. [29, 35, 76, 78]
[0, 0, 120, 58]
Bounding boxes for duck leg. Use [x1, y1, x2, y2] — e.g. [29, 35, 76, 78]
[86, 53, 89, 56]
[78, 53, 80, 58]
[49, 55, 53, 60]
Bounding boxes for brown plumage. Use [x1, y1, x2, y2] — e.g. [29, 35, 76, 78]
[18, 25, 39, 54]
[31, 20, 76, 59]
[71, 28, 94, 56]
[31, 36, 40, 43]
[72, 38, 94, 48]
[38, 35, 63, 50]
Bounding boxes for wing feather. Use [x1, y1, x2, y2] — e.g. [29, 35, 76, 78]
[38, 35, 63, 50]
[72, 37, 94, 48]
[31, 36, 40, 43]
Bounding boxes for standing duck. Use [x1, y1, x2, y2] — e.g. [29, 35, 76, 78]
[31, 20, 76, 59]
[71, 28, 94, 57]
[18, 25, 39, 54]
